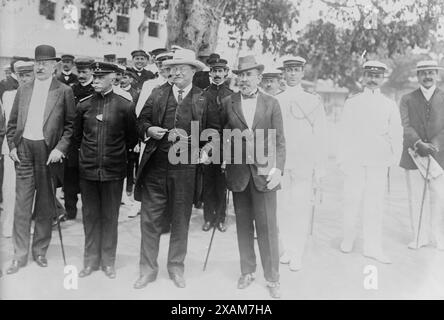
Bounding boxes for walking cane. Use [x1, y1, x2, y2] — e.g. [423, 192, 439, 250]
[49, 166, 67, 266]
[416, 156, 431, 248]
[203, 188, 229, 271]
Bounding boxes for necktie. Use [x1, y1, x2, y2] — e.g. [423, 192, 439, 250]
[178, 89, 184, 104]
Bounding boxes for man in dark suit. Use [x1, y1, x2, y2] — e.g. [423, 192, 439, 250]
[5, 45, 76, 274]
[201, 54, 233, 232]
[133, 49, 218, 289]
[400, 60, 444, 250]
[73, 62, 138, 279]
[127, 50, 156, 91]
[208, 55, 285, 299]
[57, 54, 78, 87]
[63, 58, 95, 221]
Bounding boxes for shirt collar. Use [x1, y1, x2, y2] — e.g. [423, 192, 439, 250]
[62, 70, 72, 76]
[134, 67, 144, 73]
[121, 84, 131, 91]
[420, 85, 436, 97]
[210, 79, 226, 87]
[173, 82, 193, 97]
[241, 88, 259, 100]
[11, 73, 17, 81]
[35, 76, 53, 87]
[364, 87, 381, 95]
[101, 87, 113, 97]
[80, 77, 93, 87]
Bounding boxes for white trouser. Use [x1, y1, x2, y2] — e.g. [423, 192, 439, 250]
[405, 170, 444, 246]
[342, 165, 387, 255]
[278, 167, 313, 261]
[1, 155, 15, 237]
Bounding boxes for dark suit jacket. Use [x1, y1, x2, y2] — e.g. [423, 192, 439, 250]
[57, 73, 78, 87]
[6, 77, 76, 155]
[219, 91, 286, 192]
[134, 84, 218, 201]
[399, 88, 444, 169]
[0, 102, 5, 148]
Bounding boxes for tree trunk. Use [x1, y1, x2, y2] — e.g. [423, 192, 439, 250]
[166, 0, 229, 55]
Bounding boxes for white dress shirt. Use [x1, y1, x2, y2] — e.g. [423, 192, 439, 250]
[172, 83, 192, 103]
[240, 90, 258, 129]
[420, 85, 436, 101]
[23, 77, 53, 141]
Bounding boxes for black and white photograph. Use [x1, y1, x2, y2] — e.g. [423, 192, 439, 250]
[1, 0, 444, 304]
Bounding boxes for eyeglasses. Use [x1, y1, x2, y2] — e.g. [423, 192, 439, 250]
[170, 65, 193, 73]
[35, 60, 54, 67]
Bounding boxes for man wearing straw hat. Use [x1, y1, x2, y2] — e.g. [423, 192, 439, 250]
[400, 60, 444, 250]
[5, 45, 76, 274]
[261, 68, 283, 96]
[217, 55, 286, 298]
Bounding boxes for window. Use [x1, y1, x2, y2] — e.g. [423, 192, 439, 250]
[39, 0, 56, 21]
[80, 7, 95, 28]
[116, 0, 130, 33]
[148, 21, 159, 38]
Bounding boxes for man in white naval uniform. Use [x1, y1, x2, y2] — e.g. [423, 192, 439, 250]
[276, 56, 328, 271]
[337, 61, 402, 264]
[400, 60, 444, 250]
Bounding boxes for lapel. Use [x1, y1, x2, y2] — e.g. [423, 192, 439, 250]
[43, 78, 62, 126]
[19, 82, 34, 130]
[231, 92, 248, 129]
[191, 86, 205, 122]
[430, 88, 444, 115]
[412, 89, 427, 125]
[156, 85, 172, 125]
[252, 92, 267, 130]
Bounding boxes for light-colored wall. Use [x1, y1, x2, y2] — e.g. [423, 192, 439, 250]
[0, 0, 167, 61]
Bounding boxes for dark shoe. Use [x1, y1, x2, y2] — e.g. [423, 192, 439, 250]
[169, 273, 186, 288]
[266, 282, 281, 299]
[216, 221, 227, 232]
[102, 266, 116, 279]
[6, 260, 25, 275]
[133, 274, 156, 289]
[34, 255, 48, 267]
[202, 221, 213, 232]
[79, 266, 96, 278]
[237, 273, 255, 289]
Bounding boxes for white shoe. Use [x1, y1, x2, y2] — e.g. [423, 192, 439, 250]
[363, 252, 392, 264]
[279, 252, 290, 264]
[289, 258, 302, 272]
[340, 238, 354, 253]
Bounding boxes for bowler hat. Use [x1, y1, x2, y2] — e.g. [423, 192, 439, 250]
[232, 55, 264, 75]
[35, 45, 60, 62]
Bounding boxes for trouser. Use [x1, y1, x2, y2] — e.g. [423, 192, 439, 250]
[80, 178, 123, 268]
[342, 165, 387, 255]
[139, 151, 196, 277]
[0, 155, 4, 203]
[1, 154, 15, 236]
[278, 168, 313, 262]
[126, 151, 139, 193]
[12, 139, 55, 263]
[203, 164, 227, 223]
[63, 164, 80, 218]
[232, 178, 279, 283]
[405, 169, 444, 246]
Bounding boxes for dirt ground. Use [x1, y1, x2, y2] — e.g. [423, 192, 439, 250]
[1, 158, 444, 300]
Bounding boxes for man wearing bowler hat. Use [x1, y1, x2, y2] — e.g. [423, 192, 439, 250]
[213, 55, 286, 298]
[57, 54, 78, 87]
[73, 62, 138, 279]
[5, 44, 76, 274]
[400, 60, 444, 250]
[201, 53, 232, 232]
[127, 50, 155, 91]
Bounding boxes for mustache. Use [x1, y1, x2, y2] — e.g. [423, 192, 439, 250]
[367, 81, 378, 86]
[424, 78, 433, 82]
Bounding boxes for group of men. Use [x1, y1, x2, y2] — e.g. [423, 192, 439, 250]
[1, 42, 444, 299]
